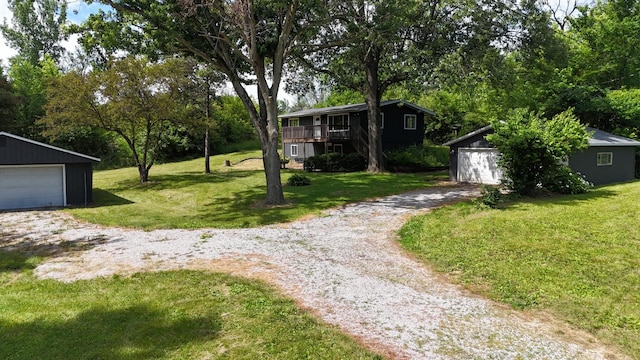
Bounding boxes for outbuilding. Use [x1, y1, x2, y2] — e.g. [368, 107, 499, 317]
[444, 126, 640, 186]
[0, 132, 100, 210]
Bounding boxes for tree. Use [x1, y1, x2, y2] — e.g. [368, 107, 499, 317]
[0, 70, 19, 129]
[41, 56, 189, 183]
[6, 55, 59, 139]
[0, 0, 68, 65]
[92, 0, 326, 204]
[487, 108, 590, 195]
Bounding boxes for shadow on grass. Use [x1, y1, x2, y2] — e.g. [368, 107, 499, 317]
[91, 189, 135, 207]
[500, 187, 619, 210]
[0, 304, 220, 359]
[130, 170, 261, 192]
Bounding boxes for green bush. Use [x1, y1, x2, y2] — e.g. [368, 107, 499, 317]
[475, 185, 502, 208]
[287, 173, 312, 186]
[304, 153, 366, 172]
[386, 145, 449, 172]
[543, 166, 591, 194]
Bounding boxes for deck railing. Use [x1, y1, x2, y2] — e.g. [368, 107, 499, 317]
[282, 125, 351, 141]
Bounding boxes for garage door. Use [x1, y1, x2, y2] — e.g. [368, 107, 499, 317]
[457, 148, 503, 184]
[0, 166, 65, 210]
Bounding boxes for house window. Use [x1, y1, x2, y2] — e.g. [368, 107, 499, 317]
[289, 118, 300, 127]
[291, 144, 299, 157]
[328, 143, 343, 154]
[404, 114, 417, 130]
[380, 112, 385, 129]
[597, 152, 612, 166]
[328, 114, 349, 129]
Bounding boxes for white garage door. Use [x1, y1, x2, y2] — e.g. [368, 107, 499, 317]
[457, 148, 503, 185]
[0, 166, 65, 210]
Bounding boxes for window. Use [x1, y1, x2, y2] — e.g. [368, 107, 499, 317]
[328, 143, 343, 154]
[404, 114, 417, 130]
[291, 144, 299, 157]
[289, 118, 299, 127]
[597, 152, 612, 166]
[380, 112, 385, 129]
[328, 114, 349, 129]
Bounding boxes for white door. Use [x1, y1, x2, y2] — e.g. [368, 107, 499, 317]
[0, 166, 65, 210]
[457, 149, 502, 184]
[313, 116, 322, 139]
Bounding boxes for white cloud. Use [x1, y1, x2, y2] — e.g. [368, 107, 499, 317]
[0, 0, 18, 69]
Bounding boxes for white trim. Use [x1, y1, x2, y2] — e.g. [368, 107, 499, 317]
[404, 114, 417, 130]
[596, 152, 613, 166]
[290, 144, 299, 157]
[0, 132, 101, 162]
[328, 113, 350, 126]
[289, 117, 300, 126]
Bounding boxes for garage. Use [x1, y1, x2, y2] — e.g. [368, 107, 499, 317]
[0, 166, 65, 210]
[0, 132, 100, 211]
[457, 148, 502, 184]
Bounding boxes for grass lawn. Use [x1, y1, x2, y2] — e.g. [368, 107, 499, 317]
[0, 252, 381, 360]
[68, 150, 448, 229]
[398, 181, 640, 358]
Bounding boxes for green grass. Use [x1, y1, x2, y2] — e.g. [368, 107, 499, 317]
[398, 181, 640, 357]
[0, 253, 381, 360]
[69, 150, 448, 229]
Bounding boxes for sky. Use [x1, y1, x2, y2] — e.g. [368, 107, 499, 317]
[0, 0, 106, 69]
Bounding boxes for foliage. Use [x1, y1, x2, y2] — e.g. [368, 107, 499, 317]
[542, 165, 591, 195]
[475, 185, 502, 209]
[385, 145, 448, 172]
[398, 181, 640, 357]
[487, 109, 590, 195]
[286, 173, 312, 186]
[303, 153, 366, 172]
[0, 72, 18, 127]
[66, 151, 447, 229]
[0, 0, 67, 65]
[4, 56, 59, 140]
[41, 56, 190, 182]
[0, 269, 381, 359]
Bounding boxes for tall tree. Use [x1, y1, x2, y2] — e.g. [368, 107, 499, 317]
[93, 0, 325, 204]
[41, 56, 189, 183]
[0, 0, 68, 65]
[296, 0, 521, 172]
[0, 70, 19, 129]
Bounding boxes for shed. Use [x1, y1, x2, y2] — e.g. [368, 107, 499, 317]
[0, 132, 100, 210]
[444, 126, 640, 186]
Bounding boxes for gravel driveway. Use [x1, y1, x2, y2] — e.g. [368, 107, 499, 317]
[0, 184, 622, 359]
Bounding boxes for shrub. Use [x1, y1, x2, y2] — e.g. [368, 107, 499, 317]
[543, 166, 591, 194]
[486, 108, 590, 195]
[476, 185, 502, 208]
[385, 145, 449, 172]
[287, 173, 312, 186]
[304, 153, 366, 172]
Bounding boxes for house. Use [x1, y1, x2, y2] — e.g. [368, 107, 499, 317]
[444, 126, 640, 186]
[0, 132, 100, 210]
[279, 100, 435, 162]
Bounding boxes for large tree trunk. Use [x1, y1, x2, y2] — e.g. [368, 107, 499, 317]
[262, 95, 285, 204]
[364, 47, 385, 173]
[204, 125, 211, 174]
[138, 165, 149, 183]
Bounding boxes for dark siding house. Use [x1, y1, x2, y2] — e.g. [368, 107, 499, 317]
[444, 126, 640, 186]
[279, 100, 435, 162]
[0, 132, 100, 210]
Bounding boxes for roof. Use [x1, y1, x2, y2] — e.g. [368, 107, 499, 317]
[442, 125, 493, 146]
[443, 125, 640, 148]
[0, 132, 101, 162]
[586, 127, 640, 147]
[279, 99, 436, 118]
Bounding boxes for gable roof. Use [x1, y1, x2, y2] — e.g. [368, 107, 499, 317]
[586, 127, 640, 147]
[0, 132, 101, 162]
[443, 125, 640, 148]
[279, 99, 436, 118]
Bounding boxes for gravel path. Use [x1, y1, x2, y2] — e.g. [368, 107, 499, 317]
[0, 185, 622, 359]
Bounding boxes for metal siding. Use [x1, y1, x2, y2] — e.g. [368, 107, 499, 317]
[447, 128, 495, 181]
[0, 135, 93, 164]
[65, 163, 94, 205]
[379, 105, 425, 149]
[569, 146, 637, 185]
